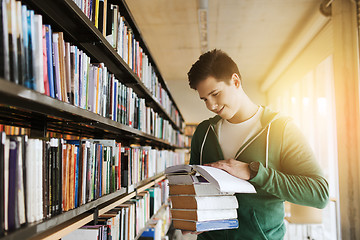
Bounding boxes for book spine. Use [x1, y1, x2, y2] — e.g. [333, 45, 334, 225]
[1, 0, 10, 81]
[8, 137, 19, 230]
[7, 0, 19, 85]
[0, 132, 5, 234]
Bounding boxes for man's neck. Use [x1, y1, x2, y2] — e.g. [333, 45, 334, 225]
[228, 98, 259, 124]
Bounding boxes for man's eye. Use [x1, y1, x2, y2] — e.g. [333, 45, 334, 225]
[213, 92, 219, 96]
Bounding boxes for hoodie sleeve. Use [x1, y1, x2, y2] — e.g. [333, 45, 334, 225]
[250, 120, 329, 209]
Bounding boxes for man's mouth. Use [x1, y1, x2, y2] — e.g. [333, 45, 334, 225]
[216, 106, 224, 114]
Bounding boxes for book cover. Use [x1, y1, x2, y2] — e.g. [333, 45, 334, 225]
[0, 132, 5, 234]
[8, 137, 19, 230]
[15, 1, 25, 86]
[70, 46, 76, 105]
[42, 25, 50, 96]
[7, 0, 19, 84]
[169, 195, 238, 210]
[33, 14, 44, 93]
[58, 32, 68, 103]
[15, 136, 26, 225]
[43, 140, 50, 218]
[26, 9, 35, 89]
[69, 144, 75, 210]
[64, 42, 72, 104]
[52, 33, 62, 101]
[44, 24, 55, 98]
[57, 139, 63, 214]
[166, 174, 203, 185]
[102, 0, 107, 37]
[0, 0, 10, 80]
[121, 147, 129, 187]
[21, 5, 29, 87]
[97, 0, 104, 33]
[169, 183, 232, 196]
[171, 208, 237, 222]
[172, 218, 238, 232]
[165, 164, 256, 194]
[74, 145, 80, 208]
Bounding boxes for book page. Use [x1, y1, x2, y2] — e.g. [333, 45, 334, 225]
[195, 165, 256, 193]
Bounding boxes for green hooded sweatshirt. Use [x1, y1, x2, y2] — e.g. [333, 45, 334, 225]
[190, 107, 329, 240]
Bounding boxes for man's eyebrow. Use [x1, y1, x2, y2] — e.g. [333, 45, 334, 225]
[200, 89, 217, 100]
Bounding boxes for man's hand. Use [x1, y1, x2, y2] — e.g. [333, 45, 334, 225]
[181, 230, 203, 235]
[205, 159, 251, 180]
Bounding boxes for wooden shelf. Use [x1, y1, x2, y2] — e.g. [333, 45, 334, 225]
[134, 203, 170, 240]
[1, 0, 183, 239]
[1, 174, 165, 240]
[0, 79, 181, 148]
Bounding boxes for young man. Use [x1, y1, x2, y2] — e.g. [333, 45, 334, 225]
[187, 49, 329, 239]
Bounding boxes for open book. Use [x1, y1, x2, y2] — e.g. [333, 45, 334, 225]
[165, 164, 256, 194]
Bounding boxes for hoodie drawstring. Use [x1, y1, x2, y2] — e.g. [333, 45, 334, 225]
[200, 125, 211, 165]
[201, 121, 272, 168]
[265, 122, 272, 168]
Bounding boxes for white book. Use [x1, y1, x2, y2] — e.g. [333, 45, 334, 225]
[170, 195, 238, 210]
[33, 14, 44, 93]
[171, 208, 238, 222]
[52, 33, 62, 101]
[87, 65, 95, 112]
[4, 137, 9, 230]
[34, 139, 43, 221]
[15, 136, 26, 225]
[165, 164, 256, 194]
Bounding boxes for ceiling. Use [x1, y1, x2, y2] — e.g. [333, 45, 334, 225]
[124, 0, 324, 123]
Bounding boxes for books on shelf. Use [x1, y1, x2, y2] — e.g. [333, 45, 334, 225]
[165, 164, 256, 232]
[1, 0, 185, 146]
[62, 179, 170, 240]
[0, 131, 184, 233]
[71, 0, 183, 128]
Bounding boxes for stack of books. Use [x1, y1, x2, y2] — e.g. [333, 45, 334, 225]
[165, 164, 256, 232]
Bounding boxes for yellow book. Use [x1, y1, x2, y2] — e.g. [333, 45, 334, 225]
[94, 0, 99, 28]
[58, 32, 68, 102]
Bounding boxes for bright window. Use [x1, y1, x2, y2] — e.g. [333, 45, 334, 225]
[271, 56, 339, 239]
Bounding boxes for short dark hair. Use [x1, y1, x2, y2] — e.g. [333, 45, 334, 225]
[187, 49, 241, 89]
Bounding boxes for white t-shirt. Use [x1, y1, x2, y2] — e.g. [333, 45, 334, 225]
[216, 106, 263, 160]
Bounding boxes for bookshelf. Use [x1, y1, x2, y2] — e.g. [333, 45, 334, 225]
[0, 174, 163, 240]
[0, 0, 185, 239]
[20, 0, 184, 133]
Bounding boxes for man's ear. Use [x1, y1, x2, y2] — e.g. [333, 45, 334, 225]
[232, 73, 241, 88]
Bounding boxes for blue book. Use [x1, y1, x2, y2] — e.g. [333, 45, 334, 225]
[74, 145, 79, 208]
[26, 10, 35, 90]
[98, 145, 102, 198]
[65, 140, 80, 207]
[113, 80, 118, 121]
[8, 137, 20, 230]
[172, 218, 239, 232]
[44, 24, 55, 98]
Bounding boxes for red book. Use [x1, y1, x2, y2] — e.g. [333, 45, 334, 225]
[42, 25, 50, 96]
[117, 142, 121, 190]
